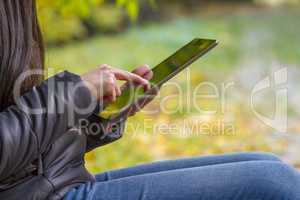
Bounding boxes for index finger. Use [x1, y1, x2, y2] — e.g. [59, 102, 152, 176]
[111, 68, 149, 86]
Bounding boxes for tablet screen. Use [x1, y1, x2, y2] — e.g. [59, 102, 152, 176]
[99, 38, 218, 119]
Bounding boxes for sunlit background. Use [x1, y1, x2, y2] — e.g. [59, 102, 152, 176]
[37, 0, 300, 173]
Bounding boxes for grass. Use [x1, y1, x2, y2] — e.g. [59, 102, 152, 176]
[47, 7, 300, 173]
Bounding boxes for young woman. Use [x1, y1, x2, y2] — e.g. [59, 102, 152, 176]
[0, 1, 300, 199]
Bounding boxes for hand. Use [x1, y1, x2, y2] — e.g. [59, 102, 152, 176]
[81, 64, 150, 104]
[125, 65, 159, 117]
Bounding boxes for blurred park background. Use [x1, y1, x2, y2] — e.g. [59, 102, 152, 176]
[38, 0, 300, 173]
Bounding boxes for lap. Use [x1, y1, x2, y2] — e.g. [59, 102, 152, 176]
[65, 160, 299, 200]
[95, 152, 281, 182]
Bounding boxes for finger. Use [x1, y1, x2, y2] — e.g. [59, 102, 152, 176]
[105, 77, 117, 102]
[105, 124, 113, 133]
[110, 86, 116, 102]
[112, 68, 149, 86]
[137, 95, 153, 110]
[99, 64, 112, 70]
[142, 71, 153, 81]
[115, 85, 121, 97]
[132, 65, 153, 80]
[127, 106, 137, 117]
[109, 83, 120, 101]
[113, 68, 151, 91]
[112, 75, 121, 97]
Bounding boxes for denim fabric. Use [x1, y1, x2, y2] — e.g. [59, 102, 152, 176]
[64, 152, 300, 200]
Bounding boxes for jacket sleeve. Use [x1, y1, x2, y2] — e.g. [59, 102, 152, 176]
[0, 71, 95, 181]
[83, 114, 126, 153]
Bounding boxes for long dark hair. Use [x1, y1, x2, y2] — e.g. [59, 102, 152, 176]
[0, 0, 44, 111]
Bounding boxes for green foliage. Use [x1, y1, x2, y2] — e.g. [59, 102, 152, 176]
[117, 0, 139, 21]
[88, 5, 125, 33]
[37, 0, 103, 44]
[38, 8, 87, 44]
[38, 0, 105, 18]
[116, 0, 157, 21]
[37, 0, 146, 44]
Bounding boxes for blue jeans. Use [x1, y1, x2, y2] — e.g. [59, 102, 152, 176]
[64, 152, 300, 200]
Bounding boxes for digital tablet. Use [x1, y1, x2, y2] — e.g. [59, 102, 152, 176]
[98, 38, 218, 121]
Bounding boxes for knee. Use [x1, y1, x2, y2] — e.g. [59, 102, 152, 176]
[247, 162, 300, 199]
[239, 152, 282, 162]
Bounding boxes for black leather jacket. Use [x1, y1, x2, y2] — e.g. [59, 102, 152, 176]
[0, 71, 125, 199]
